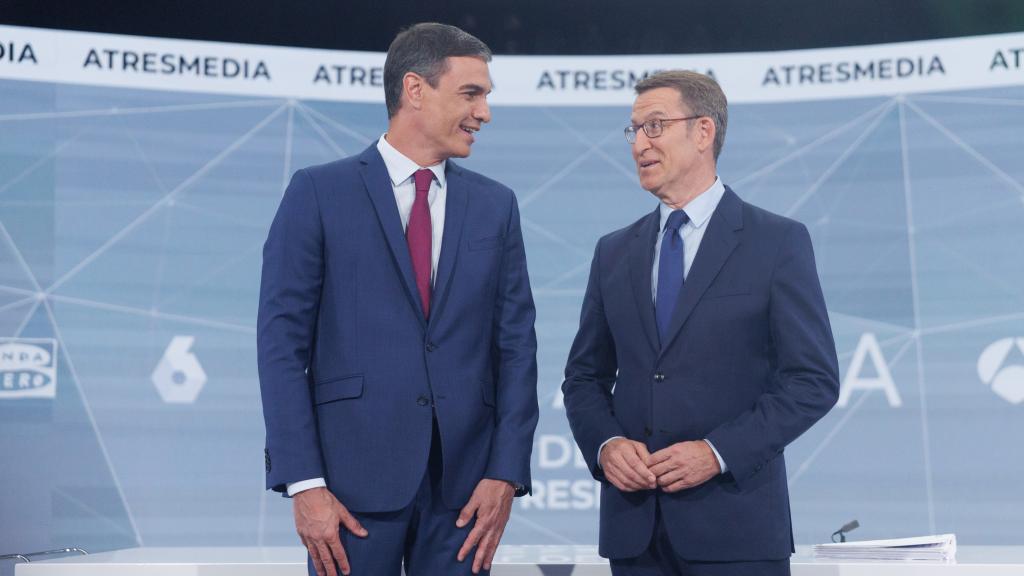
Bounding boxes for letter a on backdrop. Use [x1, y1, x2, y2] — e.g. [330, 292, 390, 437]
[838, 332, 902, 408]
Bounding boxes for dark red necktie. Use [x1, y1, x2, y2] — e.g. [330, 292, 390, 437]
[408, 169, 433, 318]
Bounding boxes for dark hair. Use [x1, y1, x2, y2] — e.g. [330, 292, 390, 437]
[635, 71, 728, 160]
[384, 23, 492, 118]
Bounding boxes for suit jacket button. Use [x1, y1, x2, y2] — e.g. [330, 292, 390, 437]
[644, 426, 652, 437]
[654, 373, 665, 382]
[426, 342, 436, 352]
[417, 396, 430, 406]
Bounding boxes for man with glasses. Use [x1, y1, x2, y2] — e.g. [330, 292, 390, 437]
[562, 70, 839, 575]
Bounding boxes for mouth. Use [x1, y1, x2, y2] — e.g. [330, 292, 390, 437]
[460, 125, 479, 137]
[638, 159, 659, 170]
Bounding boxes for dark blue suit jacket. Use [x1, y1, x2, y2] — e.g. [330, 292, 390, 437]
[562, 187, 839, 561]
[258, 144, 538, 513]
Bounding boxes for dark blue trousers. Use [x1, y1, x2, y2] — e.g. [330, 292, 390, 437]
[610, 502, 790, 576]
[309, 419, 485, 576]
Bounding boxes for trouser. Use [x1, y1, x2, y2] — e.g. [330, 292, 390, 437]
[309, 418, 484, 576]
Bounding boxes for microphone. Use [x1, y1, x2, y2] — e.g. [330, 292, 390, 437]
[831, 519, 859, 543]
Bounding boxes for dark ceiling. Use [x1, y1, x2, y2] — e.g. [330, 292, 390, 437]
[3, 0, 1023, 54]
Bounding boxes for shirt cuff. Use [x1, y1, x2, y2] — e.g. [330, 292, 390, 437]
[704, 439, 728, 474]
[596, 436, 626, 468]
[286, 477, 327, 497]
[485, 477, 528, 497]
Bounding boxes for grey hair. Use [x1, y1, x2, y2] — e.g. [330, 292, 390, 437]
[635, 70, 728, 160]
[384, 22, 492, 118]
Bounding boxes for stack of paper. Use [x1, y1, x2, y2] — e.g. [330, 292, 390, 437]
[813, 534, 957, 562]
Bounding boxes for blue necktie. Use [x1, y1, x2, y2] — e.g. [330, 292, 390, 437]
[656, 210, 689, 344]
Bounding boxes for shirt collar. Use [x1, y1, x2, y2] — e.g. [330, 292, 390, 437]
[659, 176, 725, 233]
[376, 134, 447, 188]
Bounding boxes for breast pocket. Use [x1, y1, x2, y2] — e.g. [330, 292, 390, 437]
[702, 283, 751, 299]
[468, 235, 504, 252]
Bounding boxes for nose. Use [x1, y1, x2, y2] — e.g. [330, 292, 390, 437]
[475, 98, 491, 124]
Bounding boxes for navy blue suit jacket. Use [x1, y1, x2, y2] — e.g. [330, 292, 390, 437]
[562, 187, 839, 561]
[258, 144, 538, 513]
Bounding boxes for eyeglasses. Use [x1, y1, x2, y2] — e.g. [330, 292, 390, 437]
[624, 115, 702, 144]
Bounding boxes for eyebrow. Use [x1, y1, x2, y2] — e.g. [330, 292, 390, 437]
[630, 112, 667, 124]
[459, 83, 492, 95]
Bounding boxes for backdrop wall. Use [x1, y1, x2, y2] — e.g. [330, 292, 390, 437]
[2, 25, 1023, 556]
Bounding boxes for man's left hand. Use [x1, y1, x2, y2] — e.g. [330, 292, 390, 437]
[456, 478, 515, 574]
[647, 440, 721, 492]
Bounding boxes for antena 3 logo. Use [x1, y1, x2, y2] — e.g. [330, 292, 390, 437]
[0, 338, 59, 399]
[978, 338, 1024, 405]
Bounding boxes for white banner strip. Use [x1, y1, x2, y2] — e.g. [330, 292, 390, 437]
[2, 25, 1023, 105]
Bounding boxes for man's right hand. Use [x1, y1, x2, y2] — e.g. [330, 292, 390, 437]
[293, 487, 368, 576]
[598, 438, 657, 492]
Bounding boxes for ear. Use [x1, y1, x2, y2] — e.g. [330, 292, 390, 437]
[402, 72, 426, 111]
[696, 117, 716, 154]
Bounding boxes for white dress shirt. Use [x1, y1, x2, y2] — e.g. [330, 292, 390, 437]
[376, 134, 447, 281]
[286, 135, 447, 497]
[598, 177, 729, 475]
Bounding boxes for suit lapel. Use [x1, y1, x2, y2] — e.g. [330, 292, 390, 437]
[429, 163, 468, 328]
[359, 144, 427, 329]
[629, 207, 661, 355]
[658, 187, 744, 357]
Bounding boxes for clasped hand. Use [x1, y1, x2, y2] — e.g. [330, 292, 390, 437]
[599, 438, 721, 493]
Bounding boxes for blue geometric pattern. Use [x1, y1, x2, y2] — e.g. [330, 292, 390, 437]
[2, 78, 1024, 557]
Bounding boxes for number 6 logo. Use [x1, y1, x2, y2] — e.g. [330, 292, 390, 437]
[151, 336, 207, 404]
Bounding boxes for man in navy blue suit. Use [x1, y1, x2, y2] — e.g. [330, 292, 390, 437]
[258, 23, 538, 576]
[562, 71, 840, 575]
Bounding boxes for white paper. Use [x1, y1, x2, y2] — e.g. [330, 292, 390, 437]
[813, 533, 956, 562]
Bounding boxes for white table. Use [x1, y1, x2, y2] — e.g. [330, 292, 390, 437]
[13, 546, 1024, 575]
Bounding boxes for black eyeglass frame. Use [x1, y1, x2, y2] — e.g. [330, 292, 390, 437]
[624, 115, 703, 143]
